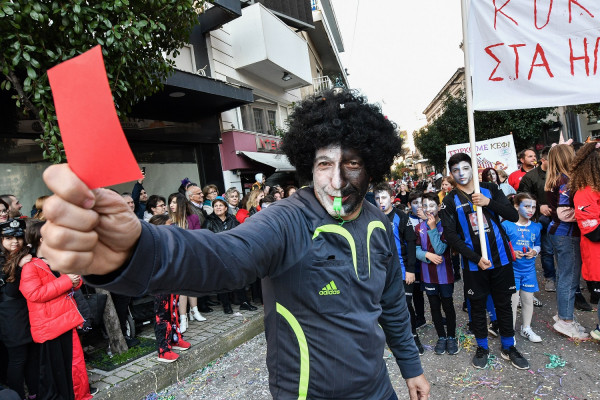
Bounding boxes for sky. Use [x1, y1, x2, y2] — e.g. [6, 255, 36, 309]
[329, 0, 465, 150]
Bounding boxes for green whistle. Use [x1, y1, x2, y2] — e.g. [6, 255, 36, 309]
[333, 197, 342, 213]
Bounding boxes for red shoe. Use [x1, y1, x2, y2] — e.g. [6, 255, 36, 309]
[172, 338, 191, 351]
[157, 351, 179, 363]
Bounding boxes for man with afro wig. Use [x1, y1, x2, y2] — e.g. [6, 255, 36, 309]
[40, 89, 430, 399]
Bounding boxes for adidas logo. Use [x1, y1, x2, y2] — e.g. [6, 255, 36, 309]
[319, 280, 340, 296]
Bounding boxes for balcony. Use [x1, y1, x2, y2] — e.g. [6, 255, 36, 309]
[313, 76, 332, 93]
[228, 3, 312, 90]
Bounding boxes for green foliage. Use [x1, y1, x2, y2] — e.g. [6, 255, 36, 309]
[0, 0, 203, 163]
[414, 95, 555, 172]
[572, 103, 600, 118]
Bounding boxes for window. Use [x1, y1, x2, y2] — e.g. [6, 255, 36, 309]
[253, 108, 265, 133]
[267, 110, 276, 133]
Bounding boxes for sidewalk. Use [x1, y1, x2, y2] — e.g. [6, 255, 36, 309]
[90, 306, 264, 400]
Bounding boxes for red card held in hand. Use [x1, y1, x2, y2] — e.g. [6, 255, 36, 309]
[47, 45, 142, 189]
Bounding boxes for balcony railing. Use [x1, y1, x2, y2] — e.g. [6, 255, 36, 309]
[313, 76, 332, 93]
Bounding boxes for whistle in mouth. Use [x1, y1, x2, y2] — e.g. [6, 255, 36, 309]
[333, 197, 342, 213]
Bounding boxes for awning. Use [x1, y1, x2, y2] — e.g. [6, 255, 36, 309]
[238, 151, 295, 171]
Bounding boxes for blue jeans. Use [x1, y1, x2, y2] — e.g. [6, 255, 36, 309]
[539, 216, 556, 280]
[550, 235, 582, 320]
[387, 391, 398, 400]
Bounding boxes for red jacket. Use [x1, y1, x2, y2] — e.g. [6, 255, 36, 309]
[19, 257, 83, 343]
[574, 187, 600, 281]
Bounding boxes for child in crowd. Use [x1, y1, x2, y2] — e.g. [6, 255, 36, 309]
[502, 193, 543, 343]
[570, 142, 600, 339]
[415, 193, 458, 355]
[374, 184, 423, 354]
[407, 190, 427, 329]
[148, 214, 191, 363]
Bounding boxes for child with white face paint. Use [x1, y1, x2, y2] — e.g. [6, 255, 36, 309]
[415, 193, 458, 355]
[502, 193, 543, 343]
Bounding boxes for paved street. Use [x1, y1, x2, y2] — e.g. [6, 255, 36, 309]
[150, 271, 600, 399]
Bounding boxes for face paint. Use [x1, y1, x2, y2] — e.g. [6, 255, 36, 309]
[374, 190, 392, 213]
[422, 199, 439, 218]
[410, 198, 422, 216]
[487, 169, 498, 182]
[313, 145, 369, 219]
[517, 199, 536, 219]
[450, 161, 473, 186]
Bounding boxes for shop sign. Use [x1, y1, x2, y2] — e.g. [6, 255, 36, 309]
[256, 135, 282, 153]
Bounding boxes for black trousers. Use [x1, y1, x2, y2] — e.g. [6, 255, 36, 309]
[111, 293, 131, 337]
[403, 282, 417, 335]
[464, 266, 515, 340]
[427, 295, 456, 338]
[412, 269, 425, 322]
[39, 330, 74, 400]
[5, 342, 38, 398]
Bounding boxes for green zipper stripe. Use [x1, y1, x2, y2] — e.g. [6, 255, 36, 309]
[312, 224, 358, 279]
[366, 221, 386, 278]
[276, 302, 309, 400]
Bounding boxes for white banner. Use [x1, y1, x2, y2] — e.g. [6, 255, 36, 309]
[445, 134, 518, 175]
[468, 0, 600, 111]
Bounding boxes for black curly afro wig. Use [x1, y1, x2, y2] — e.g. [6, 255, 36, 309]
[281, 89, 403, 183]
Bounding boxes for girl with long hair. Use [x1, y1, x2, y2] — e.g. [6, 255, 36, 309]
[0, 219, 38, 399]
[236, 189, 264, 223]
[570, 142, 600, 339]
[20, 220, 93, 399]
[544, 144, 588, 339]
[167, 193, 205, 332]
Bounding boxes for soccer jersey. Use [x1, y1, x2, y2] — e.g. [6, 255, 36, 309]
[440, 182, 518, 272]
[547, 174, 580, 236]
[415, 220, 453, 284]
[386, 208, 417, 280]
[501, 220, 542, 274]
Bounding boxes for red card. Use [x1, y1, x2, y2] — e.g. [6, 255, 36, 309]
[47, 46, 142, 189]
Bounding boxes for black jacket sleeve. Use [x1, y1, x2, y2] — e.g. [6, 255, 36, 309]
[400, 212, 417, 273]
[517, 172, 533, 194]
[484, 182, 519, 222]
[132, 182, 144, 219]
[378, 225, 423, 379]
[84, 205, 311, 297]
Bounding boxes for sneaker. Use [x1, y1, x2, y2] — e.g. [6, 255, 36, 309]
[239, 302, 258, 311]
[414, 335, 425, 355]
[179, 314, 188, 334]
[500, 346, 530, 370]
[553, 319, 590, 339]
[446, 337, 460, 355]
[89, 386, 99, 395]
[488, 320, 499, 337]
[472, 346, 489, 369]
[190, 306, 206, 322]
[520, 326, 542, 343]
[157, 351, 179, 363]
[575, 293, 593, 311]
[590, 325, 600, 340]
[545, 278, 556, 292]
[552, 315, 586, 333]
[533, 296, 543, 307]
[172, 338, 191, 351]
[434, 337, 447, 355]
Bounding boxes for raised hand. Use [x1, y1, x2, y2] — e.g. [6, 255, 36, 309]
[41, 164, 142, 276]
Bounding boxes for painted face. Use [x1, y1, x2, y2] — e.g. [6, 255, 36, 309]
[450, 161, 473, 186]
[2, 236, 23, 253]
[517, 199, 536, 219]
[487, 169, 498, 183]
[374, 190, 393, 213]
[169, 198, 177, 213]
[422, 198, 439, 218]
[0, 204, 8, 223]
[213, 201, 228, 217]
[227, 192, 239, 207]
[313, 145, 370, 219]
[123, 196, 134, 212]
[410, 198, 422, 216]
